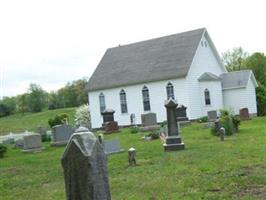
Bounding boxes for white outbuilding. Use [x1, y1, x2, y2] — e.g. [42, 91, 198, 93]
[88, 28, 258, 128]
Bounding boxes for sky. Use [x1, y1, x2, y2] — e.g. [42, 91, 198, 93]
[0, 0, 266, 98]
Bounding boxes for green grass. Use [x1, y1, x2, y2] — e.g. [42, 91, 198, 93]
[1, 118, 266, 199]
[0, 108, 77, 135]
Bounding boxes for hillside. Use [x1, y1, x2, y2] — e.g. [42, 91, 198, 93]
[0, 107, 77, 135]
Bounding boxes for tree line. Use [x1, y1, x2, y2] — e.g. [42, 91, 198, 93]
[222, 48, 266, 116]
[0, 78, 88, 117]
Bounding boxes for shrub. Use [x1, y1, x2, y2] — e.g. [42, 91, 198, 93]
[48, 113, 69, 128]
[0, 144, 7, 158]
[41, 134, 51, 142]
[130, 127, 139, 134]
[146, 131, 160, 140]
[211, 109, 240, 136]
[75, 104, 91, 128]
[232, 116, 241, 132]
[196, 116, 208, 123]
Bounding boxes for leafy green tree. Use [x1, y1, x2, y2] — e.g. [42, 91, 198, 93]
[27, 83, 47, 112]
[16, 93, 29, 113]
[244, 52, 266, 86]
[222, 47, 248, 71]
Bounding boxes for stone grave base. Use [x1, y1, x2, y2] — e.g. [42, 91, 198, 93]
[178, 121, 191, 127]
[163, 135, 185, 151]
[22, 147, 44, 153]
[103, 121, 119, 134]
[139, 125, 160, 132]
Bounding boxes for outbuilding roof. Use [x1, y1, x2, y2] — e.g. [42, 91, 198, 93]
[88, 28, 206, 91]
[220, 70, 258, 90]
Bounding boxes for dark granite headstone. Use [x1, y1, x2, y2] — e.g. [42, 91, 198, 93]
[163, 99, 185, 151]
[103, 139, 124, 155]
[61, 129, 111, 200]
[239, 108, 249, 120]
[207, 110, 218, 121]
[102, 109, 115, 123]
[51, 124, 73, 146]
[176, 105, 189, 121]
[141, 112, 157, 127]
[102, 109, 119, 133]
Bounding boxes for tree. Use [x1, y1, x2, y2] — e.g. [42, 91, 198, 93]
[222, 47, 248, 71]
[244, 52, 266, 86]
[16, 93, 29, 113]
[27, 83, 47, 112]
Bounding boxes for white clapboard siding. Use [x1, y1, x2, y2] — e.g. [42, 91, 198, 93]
[186, 34, 226, 119]
[89, 78, 189, 128]
[223, 78, 257, 115]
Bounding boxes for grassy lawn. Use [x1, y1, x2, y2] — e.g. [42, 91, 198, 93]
[0, 108, 77, 135]
[0, 117, 266, 199]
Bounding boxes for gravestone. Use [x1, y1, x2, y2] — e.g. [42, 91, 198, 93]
[163, 99, 185, 151]
[102, 109, 119, 133]
[130, 113, 136, 126]
[141, 112, 157, 126]
[239, 108, 250, 120]
[14, 139, 24, 149]
[103, 139, 124, 155]
[22, 134, 42, 152]
[207, 110, 218, 121]
[128, 147, 136, 166]
[61, 128, 111, 200]
[176, 105, 189, 121]
[51, 124, 73, 146]
[36, 126, 47, 136]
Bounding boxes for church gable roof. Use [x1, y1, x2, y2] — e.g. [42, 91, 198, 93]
[88, 28, 205, 91]
[198, 72, 220, 81]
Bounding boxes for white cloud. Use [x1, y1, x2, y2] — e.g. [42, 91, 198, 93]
[0, 0, 266, 97]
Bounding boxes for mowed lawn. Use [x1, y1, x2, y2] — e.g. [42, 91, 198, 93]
[1, 118, 266, 200]
[0, 108, 76, 135]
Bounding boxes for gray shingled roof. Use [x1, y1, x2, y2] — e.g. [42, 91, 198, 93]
[198, 72, 220, 81]
[220, 70, 256, 90]
[88, 28, 205, 91]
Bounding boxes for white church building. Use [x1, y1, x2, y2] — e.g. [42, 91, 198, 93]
[88, 28, 258, 128]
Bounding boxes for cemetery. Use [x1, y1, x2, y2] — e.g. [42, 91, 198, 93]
[0, 114, 266, 199]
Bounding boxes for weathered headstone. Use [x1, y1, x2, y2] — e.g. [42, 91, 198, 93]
[219, 127, 225, 141]
[176, 105, 189, 122]
[141, 112, 157, 126]
[102, 109, 119, 133]
[130, 113, 136, 126]
[61, 128, 111, 200]
[103, 139, 124, 155]
[207, 110, 218, 121]
[128, 147, 136, 166]
[36, 126, 47, 136]
[14, 139, 24, 149]
[22, 134, 42, 152]
[163, 99, 185, 151]
[239, 108, 250, 120]
[51, 124, 73, 146]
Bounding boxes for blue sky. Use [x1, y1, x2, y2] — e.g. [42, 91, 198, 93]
[0, 0, 266, 97]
